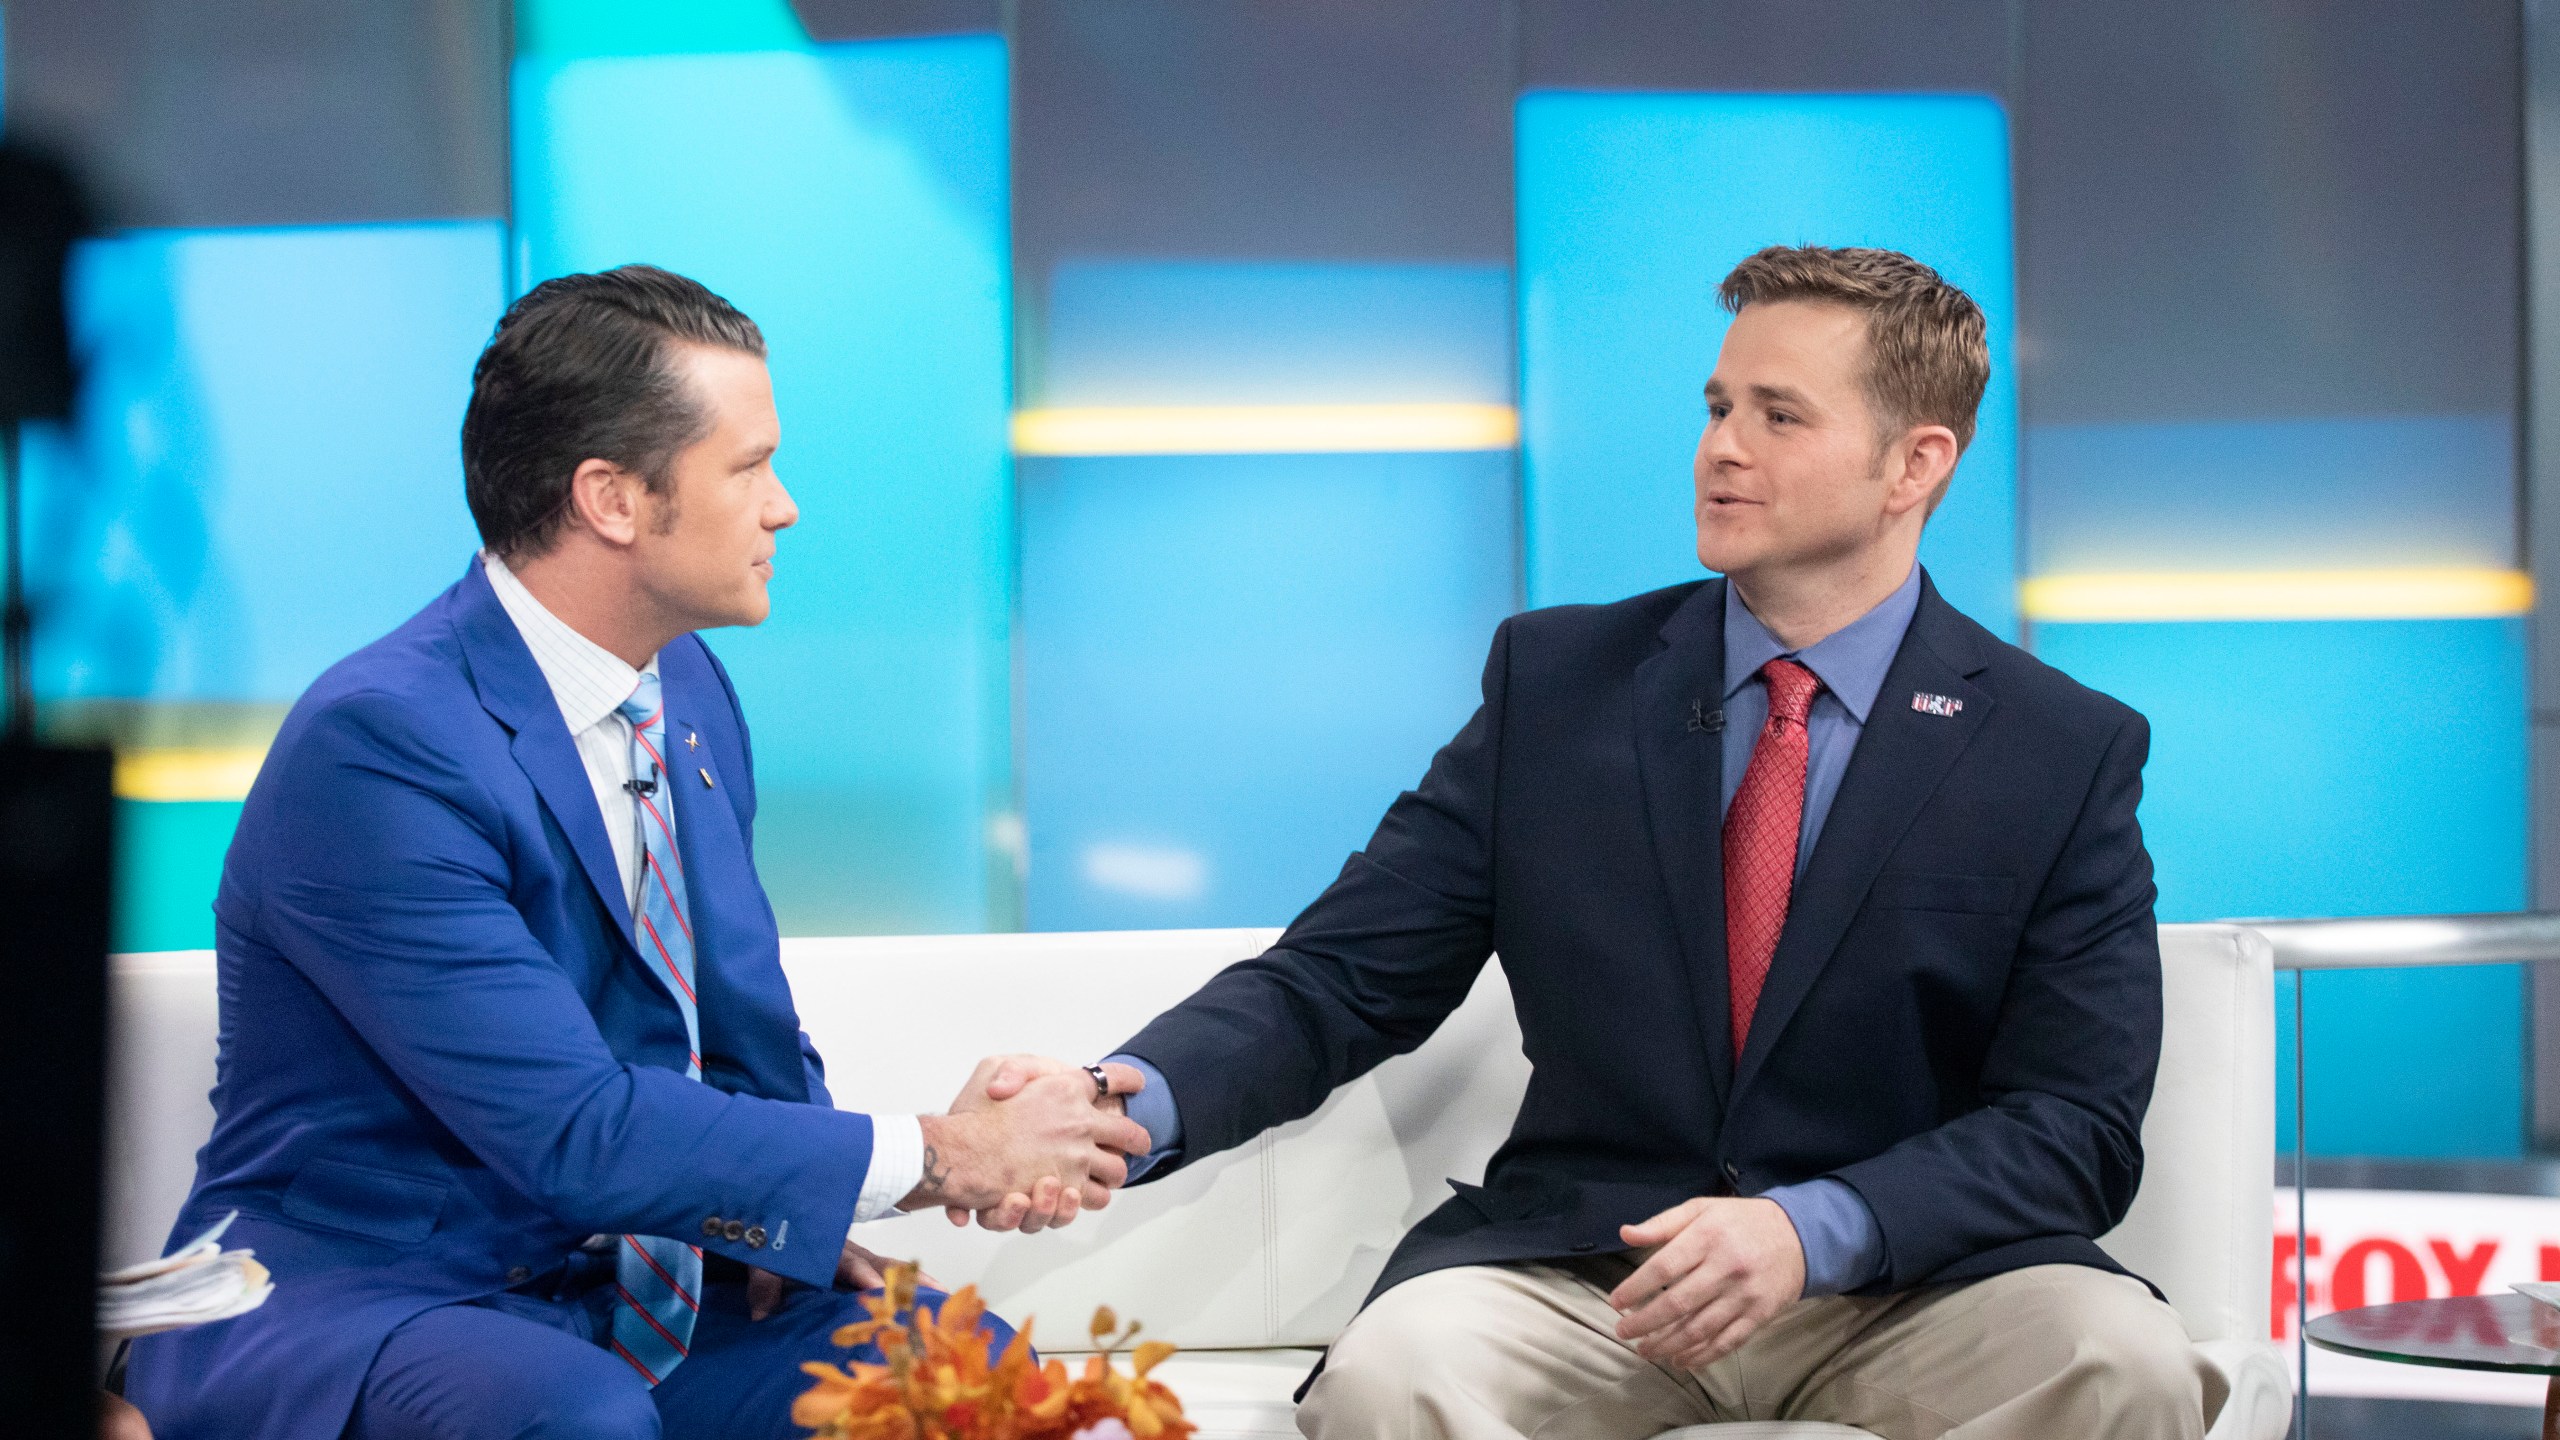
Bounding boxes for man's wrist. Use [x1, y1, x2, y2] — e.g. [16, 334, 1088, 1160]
[901, 1113, 969, 1210]
[1762, 1178, 1884, 1297]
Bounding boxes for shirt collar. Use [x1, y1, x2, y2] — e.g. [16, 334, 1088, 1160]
[480, 551, 656, 734]
[1722, 564, 1923, 724]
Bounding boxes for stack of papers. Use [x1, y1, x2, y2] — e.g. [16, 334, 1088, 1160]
[98, 1213, 273, 1339]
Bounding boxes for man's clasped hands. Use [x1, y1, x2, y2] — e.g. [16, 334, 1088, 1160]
[901, 1055, 1152, 1233]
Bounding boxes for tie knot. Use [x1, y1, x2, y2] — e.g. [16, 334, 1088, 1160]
[617, 672, 662, 731]
[1761, 658, 1819, 725]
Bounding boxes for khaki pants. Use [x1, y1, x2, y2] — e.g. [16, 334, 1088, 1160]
[1297, 1259, 2222, 1440]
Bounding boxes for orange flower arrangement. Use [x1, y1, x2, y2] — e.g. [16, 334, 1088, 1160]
[794, 1264, 1195, 1440]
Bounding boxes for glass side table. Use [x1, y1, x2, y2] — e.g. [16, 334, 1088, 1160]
[2307, 1294, 2560, 1438]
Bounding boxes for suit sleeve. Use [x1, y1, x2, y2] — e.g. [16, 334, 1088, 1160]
[1830, 711, 2161, 1289]
[256, 689, 868, 1288]
[1113, 619, 1515, 1174]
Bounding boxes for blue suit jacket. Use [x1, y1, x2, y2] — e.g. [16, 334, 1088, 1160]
[127, 562, 875, 1440]
[1119, 573, 2162, 1304]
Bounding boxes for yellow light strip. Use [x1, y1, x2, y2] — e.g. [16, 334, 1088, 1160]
[1011, 403, 1521, 457]
[2021, 568, 2535, 623]
[115, 746, 269, 802]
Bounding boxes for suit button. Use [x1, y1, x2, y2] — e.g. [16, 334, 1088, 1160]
[1570, 1242, 1596, 1253]
[745, 1225, 768, 1249]
[702, 1216, 724, 1238]
[1722, 1162, 1743, 1191]
[507, 1266, 531, 1284]
[723, 1220, 747, 1242]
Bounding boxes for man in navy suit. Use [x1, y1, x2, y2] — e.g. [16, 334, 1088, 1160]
[1060, 247, 2218, 1438]
[125, 266, 1150, 1440]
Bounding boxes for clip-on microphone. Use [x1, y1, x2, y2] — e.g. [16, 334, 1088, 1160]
[625, 767, 659, 798]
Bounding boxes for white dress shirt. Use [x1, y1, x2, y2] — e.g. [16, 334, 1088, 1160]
[481, 553, 922, 1227]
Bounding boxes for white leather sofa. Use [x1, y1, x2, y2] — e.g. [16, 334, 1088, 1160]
[105, 923, 2289, 1439]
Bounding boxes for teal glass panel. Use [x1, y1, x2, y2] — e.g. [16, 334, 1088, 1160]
[1020, 450, 1517, 931]
[114, 800, 241, 953]
[516, 0, 806, 60]
[24, 222, 503, 703]
[514, 36, 1014, 934]
[2034, 618, 2529, 1156]
[1516, 92, 2019, 637]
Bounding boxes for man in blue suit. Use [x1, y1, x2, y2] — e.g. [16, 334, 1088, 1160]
[1047, 248, 2220, 1438]
[125, 266, 1150, 1440]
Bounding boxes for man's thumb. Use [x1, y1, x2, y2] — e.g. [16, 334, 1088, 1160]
[985, 1060, 1032, 1100]
[1621, 1199, 1702, 1246]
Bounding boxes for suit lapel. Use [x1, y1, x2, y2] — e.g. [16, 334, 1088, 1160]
[450, 562, 640, 953]
[658, 641, 810, 1099]
[1731, 576, 1994, 1099]
[1631, 580, 1736, 1106]
[661, 680, 734, 942]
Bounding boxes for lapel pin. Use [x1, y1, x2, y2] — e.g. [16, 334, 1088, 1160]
[1910, 692, 1964, 718]
[1687, 702, 1725, 734]
[699, 767, 716, 789]
[685, 731, 699, 750]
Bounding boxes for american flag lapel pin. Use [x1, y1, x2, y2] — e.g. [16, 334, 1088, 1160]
[1910, 692, 1964, 718]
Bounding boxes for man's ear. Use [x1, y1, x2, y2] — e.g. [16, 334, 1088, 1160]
[1884, 425, 1960, 519]
[565, 457, 645, 547]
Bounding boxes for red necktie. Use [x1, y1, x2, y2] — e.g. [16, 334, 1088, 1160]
[1723, 658, 1820, 1059]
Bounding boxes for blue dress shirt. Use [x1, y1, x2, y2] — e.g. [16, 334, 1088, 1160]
[1723, 565, 1919, 1296]
[1107, 565, 1922, 1296]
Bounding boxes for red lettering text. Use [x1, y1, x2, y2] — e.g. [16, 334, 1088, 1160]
[2429, 1239, 2498, 1297]
[2332, 1238, 2428, 1310]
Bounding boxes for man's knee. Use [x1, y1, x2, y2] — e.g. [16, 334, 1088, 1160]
[2019, 1269, 2209, 1426]
[1302, 1264, 1665, 1440]
[1308, 1274, 1463, 1415]
[1305, 1266, 1561, 1432]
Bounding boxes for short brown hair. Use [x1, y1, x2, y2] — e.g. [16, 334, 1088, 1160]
[1717, 245, 1988, 453]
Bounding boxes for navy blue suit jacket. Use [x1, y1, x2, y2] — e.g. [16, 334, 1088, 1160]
[127, 562, 874, 1440]
[1118, 573, 2161, 1305]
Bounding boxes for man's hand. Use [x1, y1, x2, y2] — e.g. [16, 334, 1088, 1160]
[745, 1241, 935, 1321]
[1608, 1196, 1806, 1370]
[834, 1237, 934, 1292]
[938, 1056, 1148, 1233]
[898, 1058, 1150, 1234]
[100, 1392, 152, 1440]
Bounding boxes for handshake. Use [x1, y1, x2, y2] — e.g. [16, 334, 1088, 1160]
[896, 1055, 1155, 1233]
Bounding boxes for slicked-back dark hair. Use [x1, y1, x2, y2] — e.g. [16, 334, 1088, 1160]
[463, 264, 766, 561]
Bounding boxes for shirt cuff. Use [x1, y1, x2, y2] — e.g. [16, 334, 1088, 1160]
[1104, 1053, 1182, 1181]
[1764, 1177, 1887, 1297]
[850, 1114, 922, 1228]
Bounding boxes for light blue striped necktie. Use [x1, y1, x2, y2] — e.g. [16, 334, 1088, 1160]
[608, 671, 704, 1385]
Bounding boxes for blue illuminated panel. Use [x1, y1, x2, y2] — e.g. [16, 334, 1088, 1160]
[2036, 618, 2528, 1156]
[2029, 415, 2514, 574]
[24, 222, 503, 701]
[1020, 450, 1516, 931]
[1038, 260, 1513, 407]
[514, 36, 1013, 934]
[1516, 92, 2019, 636]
